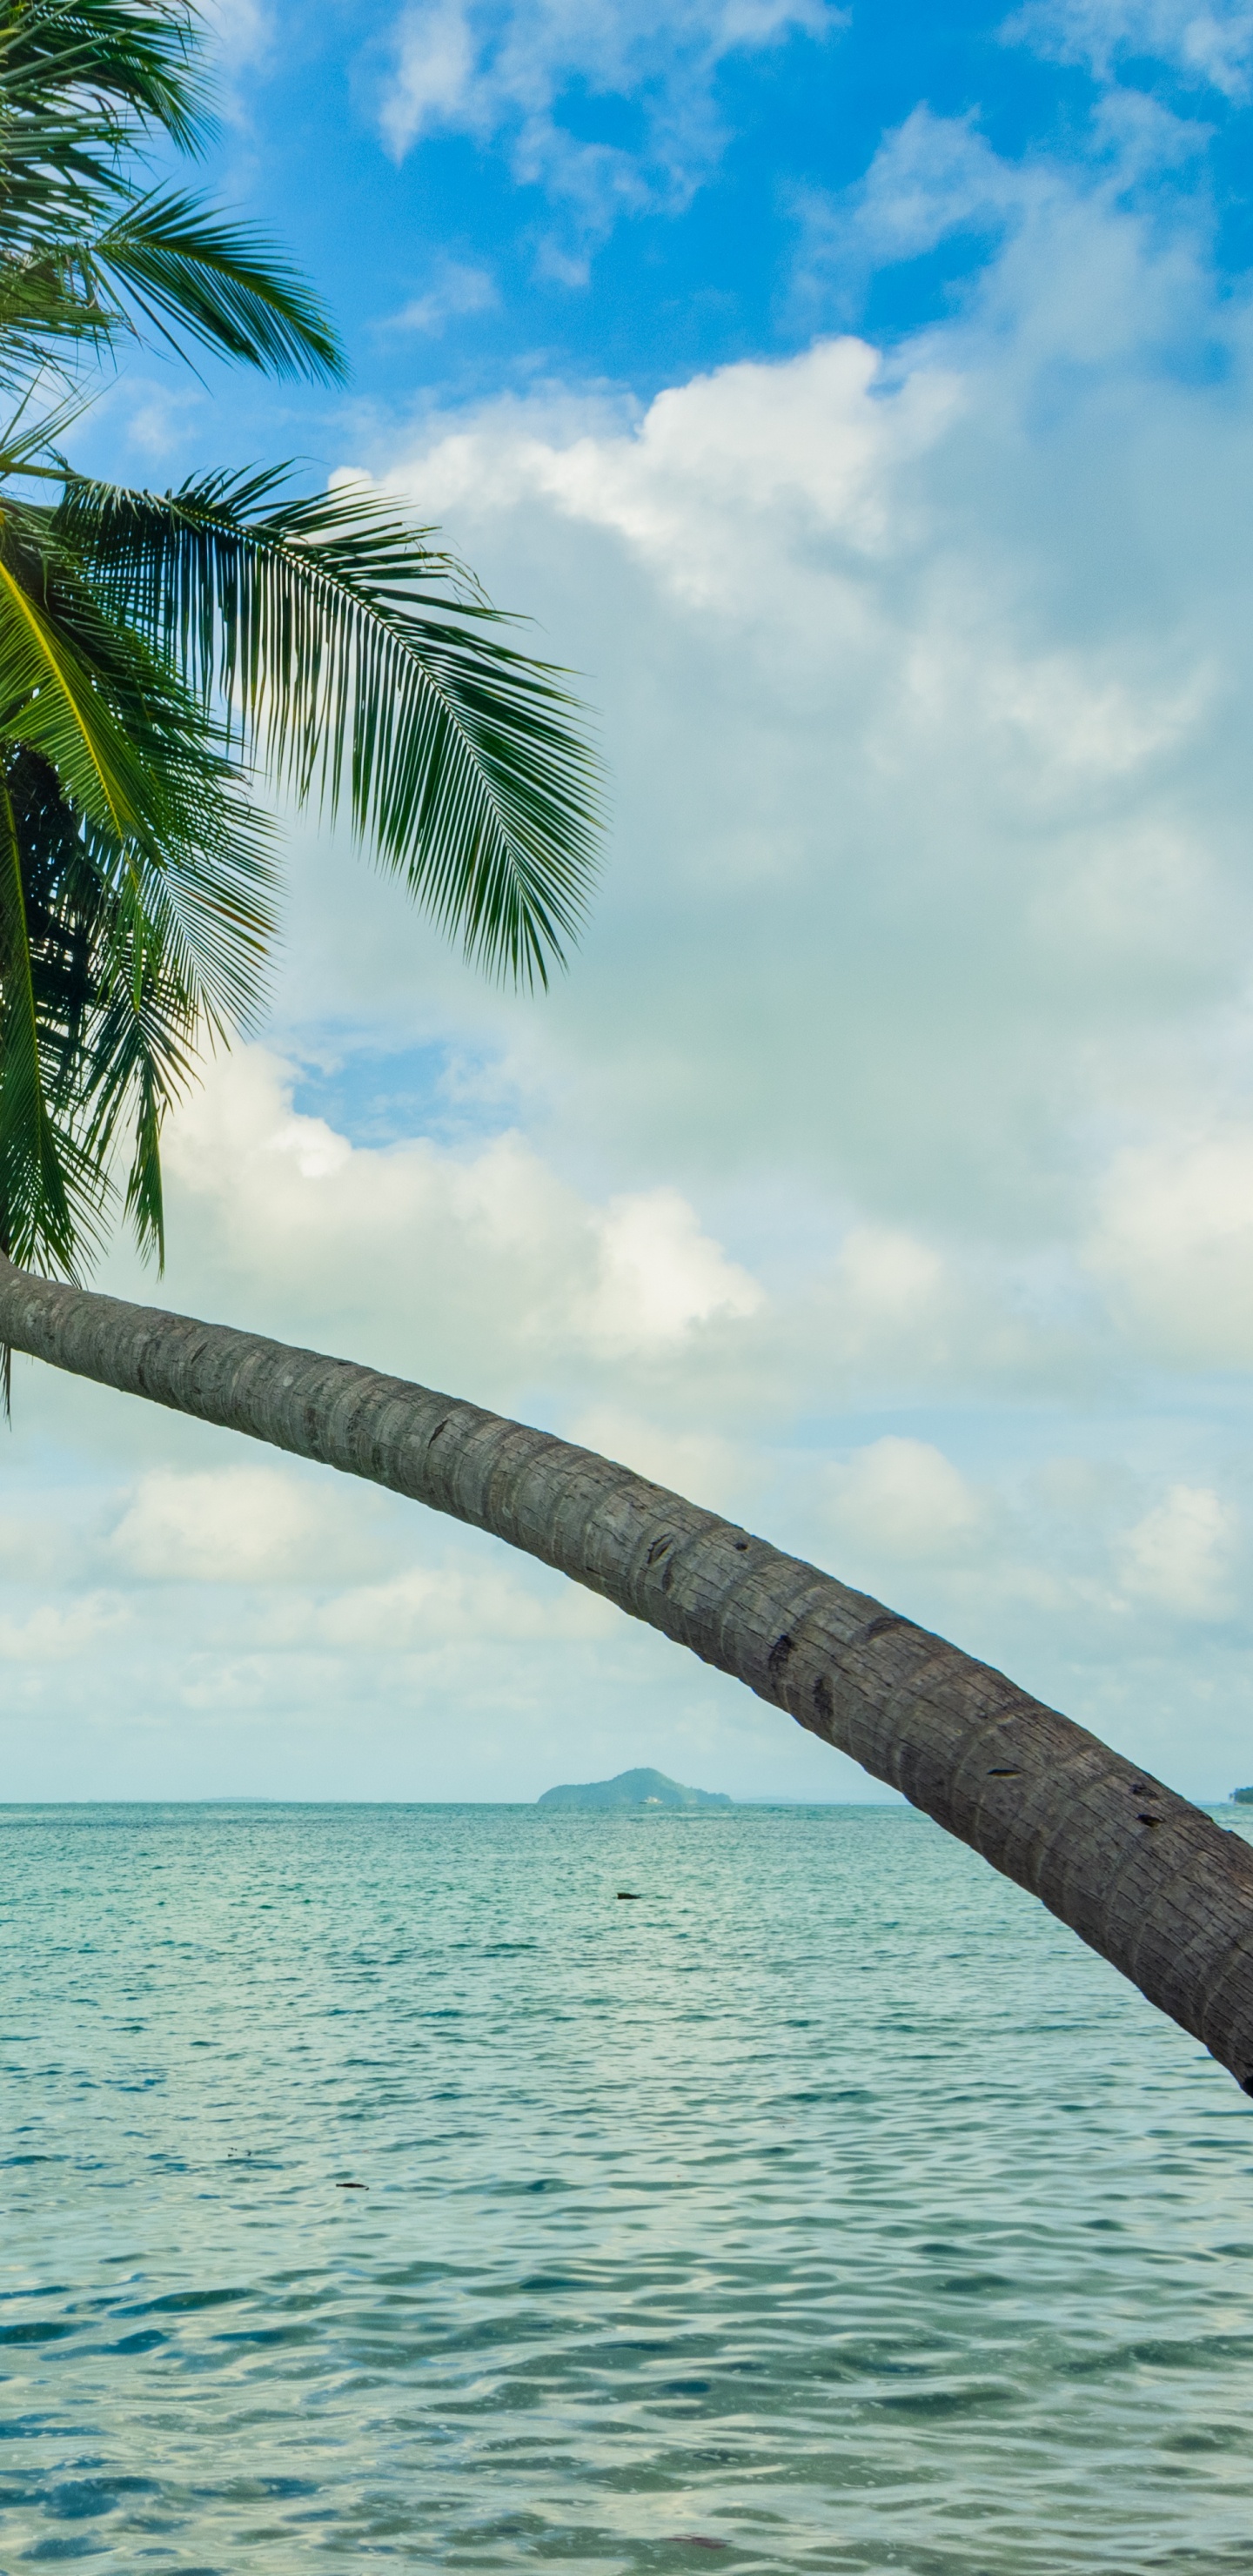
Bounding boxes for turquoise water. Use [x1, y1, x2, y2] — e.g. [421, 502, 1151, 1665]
[3, 1801, 1253, 2573]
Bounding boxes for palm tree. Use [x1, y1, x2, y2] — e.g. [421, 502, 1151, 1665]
[3, 6, 1250, 2090]
[0, 0, 597, 1289]
[3, 1248, 1253, 2090]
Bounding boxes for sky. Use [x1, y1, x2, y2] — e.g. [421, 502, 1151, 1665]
[5, 0, 1253, 1802]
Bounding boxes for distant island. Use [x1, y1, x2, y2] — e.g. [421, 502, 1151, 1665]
[1234, 1788, 1253, 1805]
[538, 1767, 733, 1812]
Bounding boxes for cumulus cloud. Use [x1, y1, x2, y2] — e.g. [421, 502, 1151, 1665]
[151, 1043, 766, 1397]
[306, 1560, 614, 1647]
[0, 1594, 131, 1662]
[276, 143, 1253, 1789]
[391, 335, 956, 607]
[826, 1437, 986, 1565]
[110, 1466, 359, 1586]
[1118, 1482, 1238, 1615]
[141, 1042, 1038, 1426]
[1088, 1128, 1253, 1365]
[352, 169, 1245, 1271]
[590, 1188, 762, 1351]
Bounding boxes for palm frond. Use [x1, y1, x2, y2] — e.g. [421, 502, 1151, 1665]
[0, 547, 149, 836]
[88, 188, 344, 381]
[0, 492, 278, 991]
[0, 738, 269, 1278]
[0, 1, 209, 153]
[59, 469, 604, 984]
[0, 500, 278, 1281]
[0, 4, 345, 383]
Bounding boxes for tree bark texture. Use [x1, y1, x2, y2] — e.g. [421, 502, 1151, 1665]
[3, 1249, 1253, 2090]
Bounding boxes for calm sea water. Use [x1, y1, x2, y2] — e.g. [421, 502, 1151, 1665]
[2, 1801, 1252, 2573]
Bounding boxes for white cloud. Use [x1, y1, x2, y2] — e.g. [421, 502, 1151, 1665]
[1089, 1127, 1253, 1365]
[384, 0, 479, 144]
[144, 1043, 1020, 1424]
[395, 336, 957, 608]
[197, 0, 274, 116]
[790, 92, 1211, 333]
[1118, 1483, 1237, 1615]
[845, 107, 1016, 263]
[589, 1188, 762, 1352]
[0, 1508, 87, 1586]
[198, 0, 271, 51]
[828, 1226, 953, 1345]
[110, 1466, 355, 1586]
[115, 382, 205, 466]
[1006, 0, 1253, 97]
[826, 1438, 986, 1566]
[307, 1560, 613, 1647]
[154, 1043, 766, 1387]
[379, 0, 839, 252]
[790, 106, 1026, 317]
[386, 261, 499, 334]
[356, 233, 1235, 1272]
[0, 1595, 131, 1662]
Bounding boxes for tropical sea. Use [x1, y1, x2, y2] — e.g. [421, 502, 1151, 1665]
[3, 1801, 1252, 2573]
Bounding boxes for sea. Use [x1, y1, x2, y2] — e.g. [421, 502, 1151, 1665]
[2, 1799, 1252, 2573]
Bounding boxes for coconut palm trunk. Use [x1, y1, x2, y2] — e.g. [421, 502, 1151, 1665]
[4, 1245, 1253, 2090]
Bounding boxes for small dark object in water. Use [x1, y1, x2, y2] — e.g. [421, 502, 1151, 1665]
[663, 2541, 727, 2552]
[616, 1890, 641, 1900]
[335, 2181, 367, 2189]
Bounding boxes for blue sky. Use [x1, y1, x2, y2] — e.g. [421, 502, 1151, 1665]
[81, 0, 1253, 469]
[8, 0, 1253, 1804]
[215, 0, 1099, 393]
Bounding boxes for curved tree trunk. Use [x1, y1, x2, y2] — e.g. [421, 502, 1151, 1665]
[3, 1247, 1253, 2090]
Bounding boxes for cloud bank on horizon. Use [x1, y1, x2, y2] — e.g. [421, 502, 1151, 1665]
[7, 0, 1253, 1805]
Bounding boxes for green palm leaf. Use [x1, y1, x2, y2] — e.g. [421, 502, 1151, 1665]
[84, 188, 345, 381]
[0, 2, 344, 384]
[0, 720, 273, 1278]
[59, 470, 603, 984]
[0, 500, 277, 1278]
[0, 548, 149, 838]
[0, 1, 209, 151]
[0, 499, 278, 988]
